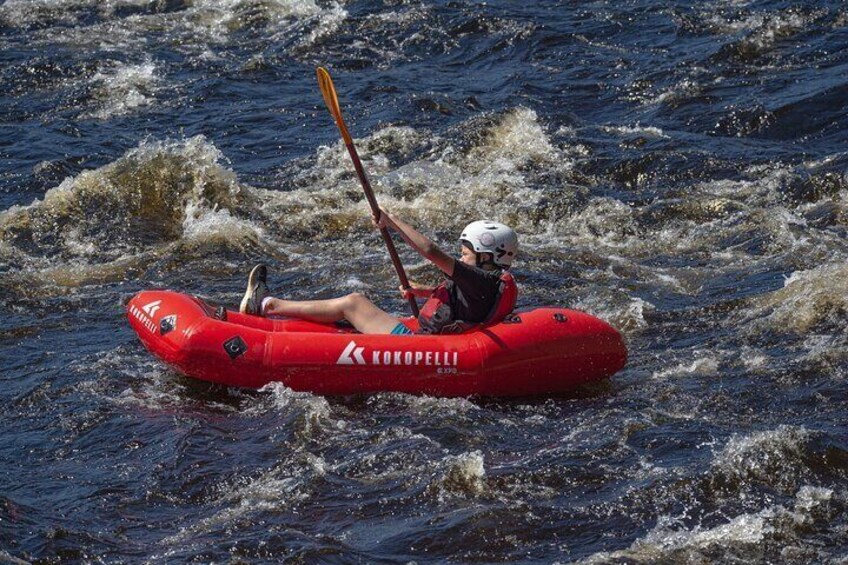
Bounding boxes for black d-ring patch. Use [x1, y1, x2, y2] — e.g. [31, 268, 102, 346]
[223, 336, 248, 359]
[553, 313, 568, 323]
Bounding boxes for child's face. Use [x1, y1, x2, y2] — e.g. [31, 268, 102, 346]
[459, 245, 477, 266]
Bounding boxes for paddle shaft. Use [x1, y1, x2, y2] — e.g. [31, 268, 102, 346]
[316, 68, 419, 316]
[346, 141, 419, 316]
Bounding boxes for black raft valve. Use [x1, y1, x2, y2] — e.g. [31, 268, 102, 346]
[553, 313, 568, 323]
[159, 315, 176, 335]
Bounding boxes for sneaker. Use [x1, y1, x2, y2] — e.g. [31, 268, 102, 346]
[240, 264, 270, 315]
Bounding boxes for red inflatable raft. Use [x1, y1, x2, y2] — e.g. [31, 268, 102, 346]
[127, 290, 627, 397]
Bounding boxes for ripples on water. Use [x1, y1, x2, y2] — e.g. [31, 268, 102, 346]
[1, 0, 846, 562]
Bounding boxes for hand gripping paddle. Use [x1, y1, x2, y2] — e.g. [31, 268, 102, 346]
[316, 67, 419, 317]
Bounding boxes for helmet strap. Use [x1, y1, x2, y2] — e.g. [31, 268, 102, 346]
[476, 253, 497, 270]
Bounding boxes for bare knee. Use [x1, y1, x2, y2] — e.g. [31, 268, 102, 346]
[342, 292, 371, 312]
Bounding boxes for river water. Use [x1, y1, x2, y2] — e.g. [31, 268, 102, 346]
[1, 1, 846, 562]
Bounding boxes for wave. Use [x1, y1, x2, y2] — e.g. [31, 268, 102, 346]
[433, 451, 487, 499]
[0, 136, 246, 262]
[712, 11, 811, 61]
[579, 485, 839, 564]
[677, 6, 826, 63]
[3, 108, 844, 329]
[0, 0, 343, 39]
[752, 262, 848, 335]
[158, 449, 327, 548]
[710, 426, 813, 492]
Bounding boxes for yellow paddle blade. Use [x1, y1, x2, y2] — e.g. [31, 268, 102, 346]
[316, 67, 353, 145]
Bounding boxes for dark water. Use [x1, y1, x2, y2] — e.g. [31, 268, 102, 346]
[2, 0, 847, 562]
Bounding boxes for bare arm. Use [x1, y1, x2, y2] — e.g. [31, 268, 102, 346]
[399, 283, 436, 299]
[377, 209, 455, 276]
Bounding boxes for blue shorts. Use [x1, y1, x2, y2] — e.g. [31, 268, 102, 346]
[390, 323, 414, 336]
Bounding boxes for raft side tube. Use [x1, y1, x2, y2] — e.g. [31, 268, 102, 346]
[127, 290, 627, 396]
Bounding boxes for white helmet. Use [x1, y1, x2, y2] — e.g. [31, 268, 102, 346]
[459, 220, 519, 268]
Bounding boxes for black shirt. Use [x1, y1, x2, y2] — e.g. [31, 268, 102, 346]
[449, 261, 503, 323]
[417, 261, 504, 334]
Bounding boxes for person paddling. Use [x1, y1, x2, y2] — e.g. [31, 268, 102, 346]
[240, 209, 518, 335]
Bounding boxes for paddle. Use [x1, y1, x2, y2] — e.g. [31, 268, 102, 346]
[316, 67, 420, 316]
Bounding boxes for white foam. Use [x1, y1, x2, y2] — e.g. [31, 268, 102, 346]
[114, 378, 186, 411]
[644, 79, 701, 106]
[188, 0, 326, 40]
[562, 197, 640, 247]
[465, 107, 558, 171]
[260, 108, 572, 241]
[339, 276, 372, 290]
[603, 124, 669, 138]
[0, 0, 86, 27]
[704, 10, 808, 37]
[578, 484, 837, 564]
[0, 135, 270, 288]
[556, 125, 576, 137]
[160, 452, 325, 546]
[651, 271, 690, 294]
[649, 511, 768, 548]
[652, 356, 719, 380]
[181, 201, 263, 243]
[739, 347, 770, 371]
[439, 450, 487, 497]
[406, 395, 480, 417]
[87, 60, 160, 119]
[576, 293, 653, 333]
[706, 13, 768, 35]
[255, 382, 345, 437]
[712, 426, 810, 488]
[300, 2, 347, 45]
[793, 485, 833, 518]
[63, 225, 100, 256]
[2, 0, 346, 55]
[2, 134, 238, 235]
[757, 261, 848, 334]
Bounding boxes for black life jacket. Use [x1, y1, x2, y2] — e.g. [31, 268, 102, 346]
[417, 271, 518, 334]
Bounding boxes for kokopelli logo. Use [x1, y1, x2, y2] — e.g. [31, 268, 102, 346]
[337, 341, 366, 365]
[142, 300, 162, 318]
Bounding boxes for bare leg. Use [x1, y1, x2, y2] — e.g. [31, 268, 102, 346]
[264, 292, 403, 334]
